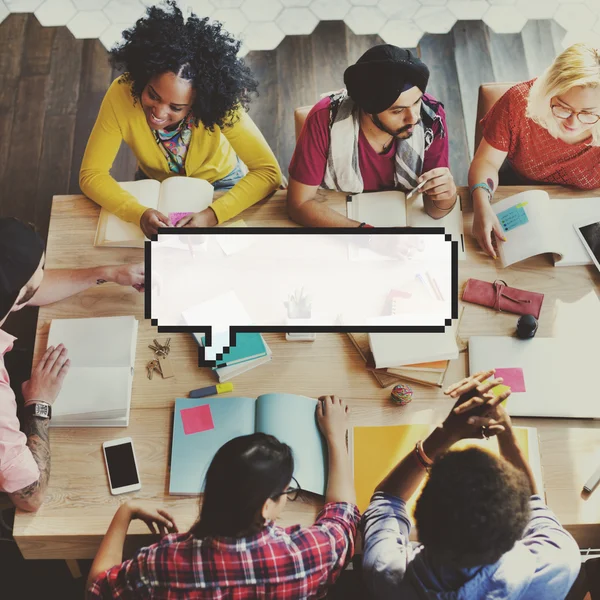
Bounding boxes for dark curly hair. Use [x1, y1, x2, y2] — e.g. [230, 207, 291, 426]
[108, 0, 258, 130]
[414, 447, 531, 568]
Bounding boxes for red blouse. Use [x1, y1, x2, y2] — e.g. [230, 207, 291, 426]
[481, 79, 600, 190]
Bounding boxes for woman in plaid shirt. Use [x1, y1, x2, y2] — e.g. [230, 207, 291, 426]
[87, 396, 359, 599]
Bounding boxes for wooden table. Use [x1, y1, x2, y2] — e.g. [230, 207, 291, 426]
[13, 186, 600, 559]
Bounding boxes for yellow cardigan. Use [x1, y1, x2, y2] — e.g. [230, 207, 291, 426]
[80, 77, 282, 225]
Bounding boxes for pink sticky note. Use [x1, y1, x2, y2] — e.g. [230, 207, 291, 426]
[180, 404, 215, 435]
[494, 368, 526, 393]
[169, 212, 193, 226]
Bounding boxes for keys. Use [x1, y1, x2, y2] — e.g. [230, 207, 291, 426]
[146, 359, 162, 380]
[146, 339, 173, 380]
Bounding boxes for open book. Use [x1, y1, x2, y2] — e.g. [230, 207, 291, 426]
[46, 316, 138, 427]
[94, 177, 214, 248]
[170, 393, 327, 495]
[346, 190, 466, 260]
[492, 190, 600, 267]
[351, 423, 543, 513]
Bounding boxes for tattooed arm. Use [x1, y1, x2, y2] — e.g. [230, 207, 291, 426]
[26, 263, 145, 306]
[7, 344, 70, 512]
[8, 415, 50, 512]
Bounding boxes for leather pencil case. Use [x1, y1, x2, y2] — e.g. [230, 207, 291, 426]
[462, 278, 544, 320]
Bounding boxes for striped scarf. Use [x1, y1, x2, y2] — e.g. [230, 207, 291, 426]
[322, 91, 444, 193]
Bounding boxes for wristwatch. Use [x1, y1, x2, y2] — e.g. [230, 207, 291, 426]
[24, 402, 52, 420]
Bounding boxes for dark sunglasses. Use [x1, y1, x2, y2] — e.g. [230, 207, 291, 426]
[273, 476, 301, 502]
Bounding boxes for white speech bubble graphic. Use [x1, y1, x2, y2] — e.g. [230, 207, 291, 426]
[146, 228, 458, 365]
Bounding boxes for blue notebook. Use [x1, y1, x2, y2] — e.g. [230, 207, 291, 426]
[196, 332, 267, 368]
[169, 394, 327, 496]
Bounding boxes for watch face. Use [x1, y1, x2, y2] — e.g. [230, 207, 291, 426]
[35, 404, 50, 418]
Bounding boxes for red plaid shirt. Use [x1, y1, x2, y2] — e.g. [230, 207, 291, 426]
[87, 502, 360, 599]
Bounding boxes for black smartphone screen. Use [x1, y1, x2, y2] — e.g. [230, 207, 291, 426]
[105, 442, 139, 489]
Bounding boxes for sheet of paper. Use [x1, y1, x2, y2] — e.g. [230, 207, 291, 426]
[494, 367, 526, 392]
[159, 177, 214, 214]
[180, 404, 215, 435]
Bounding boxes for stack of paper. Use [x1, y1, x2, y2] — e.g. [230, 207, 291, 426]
[46, 316, 138, 427]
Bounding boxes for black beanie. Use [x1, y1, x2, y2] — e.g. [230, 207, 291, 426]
[0, 218, 45, 320]
[344, 45, 430, 114]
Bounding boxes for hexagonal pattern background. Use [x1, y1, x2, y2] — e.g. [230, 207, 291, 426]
[0, 0, 593, 52]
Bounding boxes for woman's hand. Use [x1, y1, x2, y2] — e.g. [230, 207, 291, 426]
[472, 198, 505, 259]
[140, 209, 171, 237]
[176, 208, 218, 228]
[124, 503, 179, 537]
[316, 395, 350, 448]
[442, 370, 512, 441]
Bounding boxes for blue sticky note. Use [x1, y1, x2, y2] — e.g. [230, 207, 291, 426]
[497, 203, 529, 232]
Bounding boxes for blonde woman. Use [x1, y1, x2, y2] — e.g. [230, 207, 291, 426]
[469, 43, 600, 257]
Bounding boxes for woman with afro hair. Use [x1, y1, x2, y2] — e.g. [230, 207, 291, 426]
[80, 1, 282, 237]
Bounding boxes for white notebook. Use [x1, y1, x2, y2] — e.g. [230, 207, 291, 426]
[346, 190, 466, 260]
[492, 190, 600, 268]
[94, 177, 214, 248]
[46, 316, 138, 427]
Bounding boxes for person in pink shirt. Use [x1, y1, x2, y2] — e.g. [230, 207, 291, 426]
[287, 44, 457, 227]
[0, 217, 144, 512]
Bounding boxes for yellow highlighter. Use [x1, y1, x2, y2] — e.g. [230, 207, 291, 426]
[189, 382, 234, 398]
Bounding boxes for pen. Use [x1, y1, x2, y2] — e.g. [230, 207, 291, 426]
[583, 463, 600, 494]
[406, 179, 427, 201]
[189, 382, 234, 398]
[428, 272, 445, 302]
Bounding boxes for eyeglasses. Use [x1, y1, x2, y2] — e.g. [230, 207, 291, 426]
[273, 477, 301, 502]
[551, 104, 600, 125]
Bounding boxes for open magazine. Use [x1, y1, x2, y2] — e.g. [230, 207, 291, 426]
[492, 190, 600, 267]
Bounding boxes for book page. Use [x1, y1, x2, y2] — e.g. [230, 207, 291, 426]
[158, 176, 214, 215]
[103, 180, 161, 243]
[346, 191, 407, 226]
[256, 393, 327, 496]
[492, 190, 557, 267]
[553, 198, 600, 266]
[406, 194, 466, 260]
[170, 396, 256, 494]
[47, 316, 138, 368]
[352, 423, 541, 514]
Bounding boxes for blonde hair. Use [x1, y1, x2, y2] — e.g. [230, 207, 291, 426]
[526, 43, 600, 146]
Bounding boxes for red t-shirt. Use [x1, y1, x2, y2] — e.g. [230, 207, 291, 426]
[289, 95, 449, 191]
[481, 80, 600, 190]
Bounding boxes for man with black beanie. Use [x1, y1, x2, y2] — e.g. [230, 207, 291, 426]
[0, 217, 144, 511]
[287, 44, 457, 227]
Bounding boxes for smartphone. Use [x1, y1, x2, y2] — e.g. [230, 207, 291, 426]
[102, 437, 141, 495]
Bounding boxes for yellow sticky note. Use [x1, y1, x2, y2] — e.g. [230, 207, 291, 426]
[491, 384, 511, 404]
[515, 201, 528, 208]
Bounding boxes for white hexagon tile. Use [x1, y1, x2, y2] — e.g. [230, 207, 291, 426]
[1, 0, 597, 54]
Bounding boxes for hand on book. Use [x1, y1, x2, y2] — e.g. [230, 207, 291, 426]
[316, 395, 350, 448]
[123, 502, 179, 536]
[441, 370, 512, 442]
[472, 198, 506, 259]
[140, 208, 172, 237]
[22, 343, 70, 405]
[175, 208, 218, 228]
